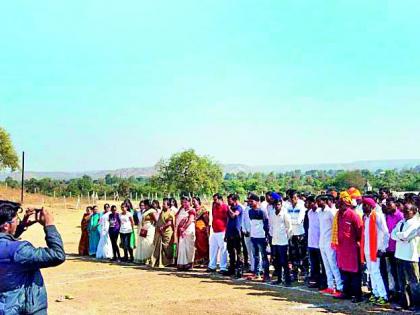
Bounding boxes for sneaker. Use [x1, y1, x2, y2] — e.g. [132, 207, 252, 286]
[246, 274, 256, 280]
[333, 293, 349, 300]
[374, 297, 389, 306]
[368, 295, 377, 303]
[320, 288, 335, 295]
[206, 268, 216, 273]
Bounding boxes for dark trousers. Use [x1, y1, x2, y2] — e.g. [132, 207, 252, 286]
[379, 251, 399, 295]
[308, 247, 327, 287]
[272, 245, 291, 283]
[340, 269, 362, 299]
[241, 232, 249, 268]
[120, 232, 133, 260]
[396, 258, 420, 308]
[289, 235, 307, 277]
[251, 237, 269, 277]
[109, 231, 120, 259]
[226, 233, 243, 275]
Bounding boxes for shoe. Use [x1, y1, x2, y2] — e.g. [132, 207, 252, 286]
[352, 297, 363, 303]
[368, 295, 377, 303]
[219, 270, 230, 276]
[333, 293, 349, 300]
[374, 297, 389, 306]
[283, 282, 292, 287]
[246, 274, 256, 280]
[308, 282, 319, 289]
[320, 288, 335, 295]
[206, 268, 216, 273]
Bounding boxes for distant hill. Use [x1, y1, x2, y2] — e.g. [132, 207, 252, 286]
[1, 159, 419, 181]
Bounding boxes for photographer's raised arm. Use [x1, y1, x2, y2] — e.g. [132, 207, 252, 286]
[13, 209, 66, 269]
[14, 209, 37, 238]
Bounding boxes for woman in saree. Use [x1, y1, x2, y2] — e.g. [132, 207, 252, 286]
[193, 196, 210, 266]
[134, 199, 158, 264]
[176, 196, 196, 270]
[96, 203, 113, 259]
[88, 205, 101, 256]
[78, 206, 92, 256]
[151, 198, 175, 268]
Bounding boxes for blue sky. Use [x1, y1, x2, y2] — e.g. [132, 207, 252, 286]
[1, 1, 420, 172]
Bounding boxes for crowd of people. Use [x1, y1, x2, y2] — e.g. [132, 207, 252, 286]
[78, 188, 420, 310]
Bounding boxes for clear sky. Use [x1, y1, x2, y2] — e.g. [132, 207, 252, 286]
[1, 1, 420, 172]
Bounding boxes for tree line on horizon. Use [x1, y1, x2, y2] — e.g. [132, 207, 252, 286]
[2, 150, 420, 199]
[1, 127, 420, 199]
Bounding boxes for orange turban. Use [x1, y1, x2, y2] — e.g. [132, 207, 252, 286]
[339, 191, 352, 206]
[348, 187, 362, 200]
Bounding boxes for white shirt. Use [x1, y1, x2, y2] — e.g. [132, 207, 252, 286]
[267, 204, 275, 236]
[286, 200, 306, 236]
[269, 208, 292, 246]
[363, 211, 390, 258]
[242, 206, 251, 234]
[391, 217, 419, 262]
[308, 208, 321, 249]
[318, 205, 336, 249]
[119, 212, 133, 233]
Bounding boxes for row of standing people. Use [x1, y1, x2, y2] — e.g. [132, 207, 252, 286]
[78, 189, 420, 310]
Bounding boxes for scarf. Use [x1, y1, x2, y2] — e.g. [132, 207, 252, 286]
[331, 212, 339, 249]
[360, 210, 378, 263]
[331, 191, 352, 249]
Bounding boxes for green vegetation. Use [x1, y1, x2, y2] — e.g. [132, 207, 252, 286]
[1, 128, 419, 198]
[0, 127, 19, 171]
[2, 167, 420, 199]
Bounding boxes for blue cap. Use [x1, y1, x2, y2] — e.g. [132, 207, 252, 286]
[271, 192, 282, 202]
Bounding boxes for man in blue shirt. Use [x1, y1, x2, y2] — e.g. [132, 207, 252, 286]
[0, 200, 65, 315]
[226, 193, 243, 278]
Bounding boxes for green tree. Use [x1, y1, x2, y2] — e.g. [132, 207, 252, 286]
[333, 170, 366, 190]
[152, 149, 223, 195]
[0, 127, 19, 171]
[5, 176, 19, 189]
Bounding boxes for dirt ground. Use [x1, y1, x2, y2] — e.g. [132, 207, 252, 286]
[1, 188, 401, 315]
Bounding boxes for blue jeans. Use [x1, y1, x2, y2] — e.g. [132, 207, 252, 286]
[251, 237, 269, 277]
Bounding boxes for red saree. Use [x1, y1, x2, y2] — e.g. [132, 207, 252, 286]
[194, 207, 209, 264]
[78, 213, 90, 256]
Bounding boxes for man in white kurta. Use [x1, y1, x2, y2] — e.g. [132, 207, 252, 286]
[316, 195, 343, 294]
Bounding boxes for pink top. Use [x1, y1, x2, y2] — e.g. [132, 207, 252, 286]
[385, 209, 404, 252]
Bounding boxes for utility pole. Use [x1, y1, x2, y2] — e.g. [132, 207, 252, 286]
[20, 151, 25, 204]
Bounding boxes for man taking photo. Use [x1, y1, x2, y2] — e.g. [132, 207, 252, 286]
[0, 200, 66, 315]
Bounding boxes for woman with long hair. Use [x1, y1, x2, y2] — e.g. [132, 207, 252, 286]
[175, 196, 196, 270]
[134, 199, 158, 264]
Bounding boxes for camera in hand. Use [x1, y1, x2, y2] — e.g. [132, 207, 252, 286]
[34, 208, 43, 221]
